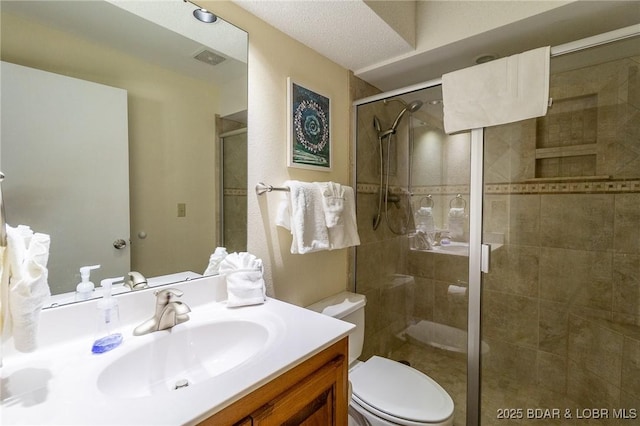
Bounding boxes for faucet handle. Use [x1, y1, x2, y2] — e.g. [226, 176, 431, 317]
[155, 288, 183, 304]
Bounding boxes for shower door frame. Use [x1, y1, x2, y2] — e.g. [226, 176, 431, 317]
[351, 23, 639, 426]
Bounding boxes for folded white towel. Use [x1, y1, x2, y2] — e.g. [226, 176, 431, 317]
[442, 46, 550, 134]
[4, 226, 51, 352]
[316, 182, 345, 228]
[448, 207, 465, 218]
[276, 181, 360, 253]
[282, 180, 330, 254]
[219, 252, 266, 307]
[414, 207, 435, 233]
[326, 185, 360, 250]
[448, 208, 465, 240]
[203, 247, 228, 275]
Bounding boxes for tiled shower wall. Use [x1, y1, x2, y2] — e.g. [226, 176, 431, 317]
[481, 55, 640, 410]
[353, 52, 640, 409]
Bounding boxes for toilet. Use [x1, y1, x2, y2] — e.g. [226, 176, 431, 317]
[307, 292, 454, 426]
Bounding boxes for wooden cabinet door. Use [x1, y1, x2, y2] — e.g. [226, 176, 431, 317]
[250, 357, 344, 425]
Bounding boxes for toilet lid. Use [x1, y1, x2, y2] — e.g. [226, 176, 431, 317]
[350, 356, 454, 424]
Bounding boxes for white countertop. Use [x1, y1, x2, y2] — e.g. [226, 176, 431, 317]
[1, 276, 354, 425]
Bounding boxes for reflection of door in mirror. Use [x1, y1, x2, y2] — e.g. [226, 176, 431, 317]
[220, 126, 248, 253]
[1, 61, 130, 295]
[0, 0, 248, 304]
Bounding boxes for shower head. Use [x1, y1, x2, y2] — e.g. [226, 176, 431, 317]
[373, 116, 382, 133]
[390, 100, 423, 132]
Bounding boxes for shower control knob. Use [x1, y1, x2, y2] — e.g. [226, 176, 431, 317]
[113, 239, 127, 249]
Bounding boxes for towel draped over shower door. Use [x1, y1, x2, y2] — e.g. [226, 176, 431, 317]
[442, 46, 550, 134]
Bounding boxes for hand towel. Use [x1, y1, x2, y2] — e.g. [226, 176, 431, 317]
[316, 182, 345, 228]
[448, 208, 465, 240]
[203, 246, 228, 275]
[4, 226, 51, 352]
[326, 185, 361, 250]
[281, 180, 330, 254]
[442, 46, 550, 133]
[219, 252, 266, 307]
[414, 207, 435, 233]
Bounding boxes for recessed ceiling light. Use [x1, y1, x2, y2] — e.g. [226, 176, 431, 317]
[474, 54, 499, 64]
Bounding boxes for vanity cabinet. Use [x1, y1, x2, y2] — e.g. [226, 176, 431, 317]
[199, 337, 348, 426]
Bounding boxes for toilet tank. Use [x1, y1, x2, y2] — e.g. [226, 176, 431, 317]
[307, 291, 366, 364]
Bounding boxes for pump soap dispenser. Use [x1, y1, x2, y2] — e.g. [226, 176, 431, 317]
[92, 276, 124, 354]
[76, 264, 100, 301]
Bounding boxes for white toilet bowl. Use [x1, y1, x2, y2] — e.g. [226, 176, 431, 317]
[307, 292, 454, 426]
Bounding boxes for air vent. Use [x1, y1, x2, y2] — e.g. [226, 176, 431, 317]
[194, 49, 226, 66]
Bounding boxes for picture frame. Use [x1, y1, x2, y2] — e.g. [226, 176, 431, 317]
[287, 77, 331, 171]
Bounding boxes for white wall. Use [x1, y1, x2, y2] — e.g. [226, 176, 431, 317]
[206, 1, 352, 307]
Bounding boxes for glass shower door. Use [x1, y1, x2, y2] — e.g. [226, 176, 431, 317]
[354, 84, 472, 425]
[480, 36, 640, 425]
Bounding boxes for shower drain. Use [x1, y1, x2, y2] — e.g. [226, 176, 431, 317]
[174, 379, 190, 390]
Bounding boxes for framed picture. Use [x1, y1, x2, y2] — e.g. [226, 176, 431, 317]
[287, 77, 331, 171]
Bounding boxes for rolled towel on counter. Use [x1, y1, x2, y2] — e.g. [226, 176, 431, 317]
[5, 226, 51, 352]
[219, 252, 266, 307]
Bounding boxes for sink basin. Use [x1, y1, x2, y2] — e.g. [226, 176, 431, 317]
[97, 319, 269, 399]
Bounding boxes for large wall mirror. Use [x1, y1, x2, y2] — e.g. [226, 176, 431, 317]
[0, 0, 248, 306]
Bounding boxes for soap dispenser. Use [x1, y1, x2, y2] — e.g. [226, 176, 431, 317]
[91, 276, 124, 354]
[76, 264, 100, 301]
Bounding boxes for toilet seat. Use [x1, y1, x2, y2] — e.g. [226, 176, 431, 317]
[350, 356, 454, 425]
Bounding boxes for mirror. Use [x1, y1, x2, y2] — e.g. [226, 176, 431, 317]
[0, 0, 248, 306]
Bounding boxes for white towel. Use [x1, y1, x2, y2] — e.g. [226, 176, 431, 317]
[442, 46, 550, 134]
[448, 208, 465, 240]
[3, 225, 51, 352]
[327, 185, 360, 250]
[276, 181, 360, 253]
[316, 182, 345, 228]
[219, 252, 266, 307]
[203, 246, 228, 275]
[280, 180, 330, 254]
[414, 207, 435, 233]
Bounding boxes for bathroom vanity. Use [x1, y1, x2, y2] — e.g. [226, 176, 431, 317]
[200, 338, 348, 425]
[0, 276, 353, 425]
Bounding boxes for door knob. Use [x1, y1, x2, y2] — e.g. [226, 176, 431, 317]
[113, 239, 127, 249]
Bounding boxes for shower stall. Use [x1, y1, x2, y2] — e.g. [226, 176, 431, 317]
[353, 28, 640, 425]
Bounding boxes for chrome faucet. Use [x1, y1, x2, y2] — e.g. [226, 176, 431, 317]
[125, 271, 148, 290]
[133, 288, 191, 336]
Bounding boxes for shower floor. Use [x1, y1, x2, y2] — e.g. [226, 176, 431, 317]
[389, 342, 622, 426]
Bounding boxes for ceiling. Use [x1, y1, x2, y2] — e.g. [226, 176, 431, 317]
[1, 0, 248, 85]
[234, 0, 640, 92]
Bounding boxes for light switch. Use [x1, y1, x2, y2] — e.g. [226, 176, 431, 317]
[177, 203, 186, 217]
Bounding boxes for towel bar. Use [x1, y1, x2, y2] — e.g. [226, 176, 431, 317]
[255, 182, 290, 196]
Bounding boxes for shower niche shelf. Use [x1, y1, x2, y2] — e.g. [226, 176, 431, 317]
[534, 94, 599, 179]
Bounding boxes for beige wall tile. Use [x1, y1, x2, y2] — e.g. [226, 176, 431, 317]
[567, 359, 621, 408]
[622, 336, 640, 400]
[483, 244, 540, 297]
[613, 254, 640, 316]
[539, 247, 613, 311]
[539, 299, 570, 356]
[540, 194, 614, 251]
[568, 315, 624, 387]
[482, 289, 538, 348]
[614, 194, 640, 254]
